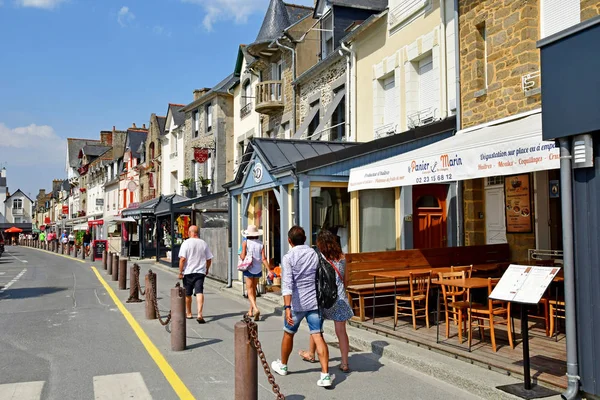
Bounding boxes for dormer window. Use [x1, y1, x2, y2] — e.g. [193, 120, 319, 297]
[321, 12, 334, 59]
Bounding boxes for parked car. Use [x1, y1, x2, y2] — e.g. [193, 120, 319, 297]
[0, 231, 4, 257]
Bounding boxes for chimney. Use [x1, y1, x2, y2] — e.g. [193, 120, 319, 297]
[113, 125, 116, 132]
[142, 123, 146, 129]
[132, 123, 137, 129]
[193, 88, 211, 101]
[100, 132, 113, 146]
[0, 167, 5, 178]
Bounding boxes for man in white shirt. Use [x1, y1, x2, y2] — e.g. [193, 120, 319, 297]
[178, 225, 213, 323]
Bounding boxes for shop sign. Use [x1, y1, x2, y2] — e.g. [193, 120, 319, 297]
[348, 135, 560, 191]
[194, 148, 209, 163]
[62, 206, 69, 215]
[253, 163, 264, 184]
[504, 174, 533, 233]
[88, 219, 104, 227]
[549, 180, 560, 198]
[96, 198, 104, 206]
[44, 217, 51, 224]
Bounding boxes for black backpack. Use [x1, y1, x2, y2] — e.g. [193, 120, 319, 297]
[313, 247, 338, 309]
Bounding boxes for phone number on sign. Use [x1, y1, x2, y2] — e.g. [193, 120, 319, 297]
[415, 174, 453, 184]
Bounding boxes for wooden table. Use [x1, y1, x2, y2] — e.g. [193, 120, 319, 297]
[433, 277, 492, 351]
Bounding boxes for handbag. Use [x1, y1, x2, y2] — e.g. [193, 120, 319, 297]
[237, 253, 253, 272]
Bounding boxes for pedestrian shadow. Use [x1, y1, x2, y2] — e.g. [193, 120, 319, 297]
[284, 395, 306, 399]
[207, 311, 247, 322]
[186, 338, 222, 349]
[327, 340, 388, 388]
[0, 286, 67, 299]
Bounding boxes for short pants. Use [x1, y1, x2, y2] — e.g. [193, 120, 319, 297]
[183, 273, 206, 296]
[243, 271, 262, 279]
[284, 309, 323, 335]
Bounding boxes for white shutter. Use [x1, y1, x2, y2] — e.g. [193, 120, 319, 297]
[383, 76, 396, 125]
[541, 0, 580, 38]
[418, 55, 434, 115]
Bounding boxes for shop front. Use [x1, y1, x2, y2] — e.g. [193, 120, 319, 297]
[121, 196, 161, 259]
[153, 194, 190, 268]
[349, 110, 561, 260]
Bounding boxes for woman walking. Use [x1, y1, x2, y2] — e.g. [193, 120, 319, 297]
[298, 230, 354, 372]
[240, 225, 268, 321]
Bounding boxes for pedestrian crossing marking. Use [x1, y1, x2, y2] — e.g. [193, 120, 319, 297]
[0, 381, 44, 400]
[93, 372, 152, 400]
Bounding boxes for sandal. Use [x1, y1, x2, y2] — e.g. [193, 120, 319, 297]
[186, 315, 193, 319]
[196, 317, 206, 324]
[339, 364, 350, 373]
[254, 310, 261, 321]
[298, 350, 316, 363]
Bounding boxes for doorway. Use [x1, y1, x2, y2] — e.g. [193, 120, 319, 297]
[413, 184, 447, 249]
[485, 178, 508, 244]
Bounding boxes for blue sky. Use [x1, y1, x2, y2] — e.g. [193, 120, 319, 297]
[0, 0, 312, 199]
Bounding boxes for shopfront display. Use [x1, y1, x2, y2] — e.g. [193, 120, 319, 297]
[504, 174, 533, 233]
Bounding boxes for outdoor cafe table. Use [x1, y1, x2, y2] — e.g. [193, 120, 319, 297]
[433, 277, 492, 352]
[367, 264, 507, 329]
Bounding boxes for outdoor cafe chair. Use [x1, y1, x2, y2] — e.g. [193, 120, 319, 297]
[438, 271, 469, 343]
[395, 271, 431, 330]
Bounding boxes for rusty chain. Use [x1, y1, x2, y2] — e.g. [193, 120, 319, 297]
[148, 271, 172, 326]
[126, 264, 144, 303]
[242, 314, 285, 400]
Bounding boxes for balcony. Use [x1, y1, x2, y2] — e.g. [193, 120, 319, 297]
[255, 81, 283, 114]
[12, 208, 24, 216]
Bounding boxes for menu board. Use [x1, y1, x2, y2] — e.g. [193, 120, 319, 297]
[505, 174, 532, 233]
[490, 264, 561, 304]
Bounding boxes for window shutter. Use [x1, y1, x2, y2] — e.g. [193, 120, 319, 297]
[542, 0, 580, 38]
[418, 55, 435, 115]
[383, 76, 396, 125]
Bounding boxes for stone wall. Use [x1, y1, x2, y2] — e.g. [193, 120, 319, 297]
[581, 0, 600, 20]
[140, 114, 162, 202]
[459, 0, 541, 129]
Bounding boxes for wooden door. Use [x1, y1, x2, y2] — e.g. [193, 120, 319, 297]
[413, 185, 447, 249]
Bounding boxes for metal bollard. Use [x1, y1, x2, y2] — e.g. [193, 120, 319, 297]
[102, 250, 107, 270]
[118, 259, 127, 290]
[81, 244, 86, 260]
[74, 246, 79, 258]
[145, 270, 157, 320]
[107, 251, 113, 275]
[127, 264, 143, 303]
[234, 321, 258, 400]
[171, 282, 186, 351]
[112, 254, 119, 281]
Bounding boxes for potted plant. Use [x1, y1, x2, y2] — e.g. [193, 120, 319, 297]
[200, 177, 211, 196]
[180, 178, 196, 198]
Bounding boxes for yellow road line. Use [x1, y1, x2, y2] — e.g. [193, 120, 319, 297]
[25, 246, 86, 263]
[90, 267, 195, 400]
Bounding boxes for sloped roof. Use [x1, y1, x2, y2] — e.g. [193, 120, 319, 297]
[126, 129, 147, 159]
[4, 189, 33, 203]
[82, 145, 111, 158]
[328, 0, 387, 11]
[157, 116, 167, 136]
[169, 104, 186, 128]
[226, 138, 359, 187]
[67, 138, 100, 168]
[181, 73, 239, 112]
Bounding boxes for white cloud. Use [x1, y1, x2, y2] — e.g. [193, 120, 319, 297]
[182, 0, 313, 32]
[15, 0, 65, 9]
[117, 6, 135, 27]
[153, 25, 172, 37]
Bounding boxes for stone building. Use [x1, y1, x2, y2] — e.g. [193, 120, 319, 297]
[180, 74, 238, 195]
[160, 104, 186, 195]
[246, 0, 318, 138]
[139, 114, 165, 202]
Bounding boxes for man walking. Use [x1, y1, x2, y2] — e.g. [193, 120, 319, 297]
[271, 226, 332, 387]
[178, 225, 213, 324]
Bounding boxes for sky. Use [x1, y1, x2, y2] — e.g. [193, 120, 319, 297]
[0, 0, 313, 199]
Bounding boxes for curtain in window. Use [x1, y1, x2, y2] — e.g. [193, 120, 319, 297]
[359, 189, 396, 252]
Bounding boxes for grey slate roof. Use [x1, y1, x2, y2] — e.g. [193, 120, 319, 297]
[157, 116, 167, 136]
[181, 73, 239, 112]
[169, 104, 186, 128]
[82, 145, 111, 158]
[226, 138, 359, 186]
[126, 130, 147, 159]
[67, 138, 100, 168]
[329, 0, 387, 11]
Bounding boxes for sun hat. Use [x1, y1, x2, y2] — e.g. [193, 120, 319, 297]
[242, 225, 263, 237]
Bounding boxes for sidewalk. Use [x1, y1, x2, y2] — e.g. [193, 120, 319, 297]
[125, 259, 560, 400]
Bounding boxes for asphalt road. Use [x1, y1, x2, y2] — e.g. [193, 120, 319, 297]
[0, 246, 487, 400]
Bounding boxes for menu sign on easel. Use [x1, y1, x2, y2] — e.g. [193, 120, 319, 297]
[490, 264, 561, 304]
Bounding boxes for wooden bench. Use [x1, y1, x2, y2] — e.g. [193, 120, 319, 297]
[345, 244, 510, 321]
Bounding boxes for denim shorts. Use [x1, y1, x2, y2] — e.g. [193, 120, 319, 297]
[243, 271, 262, 279]
[284, 309, 323, 335]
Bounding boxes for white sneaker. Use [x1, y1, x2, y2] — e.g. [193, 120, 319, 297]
[317, 374, 333, 387]
[271, 359, 288, 376]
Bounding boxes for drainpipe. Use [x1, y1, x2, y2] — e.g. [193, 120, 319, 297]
[290, 170, 300, 226]
[226, 190, 233, 288]
[276, 39, 296, 136]
[440, 0, 448, 120]
[340, 42, 354, 140]
[559, 137, 580, 400]
[454, 0, 464, 246]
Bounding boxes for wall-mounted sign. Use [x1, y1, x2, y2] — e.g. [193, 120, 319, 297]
[549, 180, 560, 198]
[62, 206, 69, 215]
[253, 163, 264, 184]
[505, 174, 533, 233]
[96, 198, 104, 206]
[194, 148, 209, 163]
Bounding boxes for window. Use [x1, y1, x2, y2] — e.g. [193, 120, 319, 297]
[282, 122, 291, 139]
[129, 191, 134, 204]
[359, 189, 396, 252]
[242, 80, 251, 106]
[149, 142, 155, 160]
[307, 107, 320, 139]
[271, 62, 283, 100]
[541, 0, 580, 38]
[418, 54, 435, 119]
[383, 75, 397, 126]
[416, 195, 439, 208]
[122, 189, 127, 208]
[330, 93, 346, 141]
[206, 103, 213, 132]
[171, 132, 177, 153]
[13, 198, 23, 209]
[193, 110, 199, 138]
[321, 12, 334, 59]
[206, 154, 213, 190]
[311, 187, 350, 251]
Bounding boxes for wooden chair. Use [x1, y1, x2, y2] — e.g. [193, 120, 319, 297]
[549, 299, 565, 337]
[438, 271, 469, 343]
[395, 271, 431, 330]
[468, 278, 514, 352]
[451, 264, 473, 278]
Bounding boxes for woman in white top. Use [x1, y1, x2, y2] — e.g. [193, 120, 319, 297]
[240, 225, 268, 321]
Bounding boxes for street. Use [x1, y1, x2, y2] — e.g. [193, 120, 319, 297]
[0, 246, 486, 399]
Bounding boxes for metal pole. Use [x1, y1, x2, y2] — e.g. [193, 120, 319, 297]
[145, 271, 156, 319]
[118, 259, 127, 290]
[234, 321, 258, 400]
[171, 283, 186, 351]
[102, 250, 107, 270]
[127, 264, 142, 302]
[107, 251, 113, 275]
[559, 137, 580, 399]
[112, 254, 119, 281]
[81, 243, 86, 260]
[521, 306, 531, 390]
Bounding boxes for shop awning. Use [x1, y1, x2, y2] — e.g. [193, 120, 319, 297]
[348, 111, 559, 192]
[73, 223, 88, 231]
[121, 197, 161, 217]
